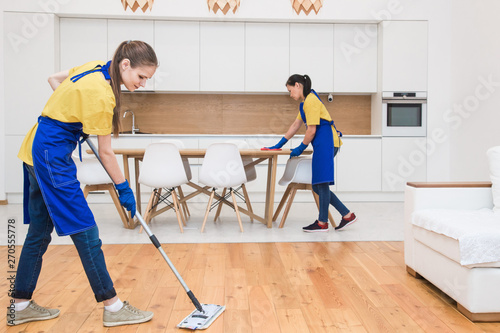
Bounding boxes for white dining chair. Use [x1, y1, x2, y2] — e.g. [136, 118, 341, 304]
[159, 139, 192, 218]
[199, 143, 248, 232]
[273, 156, 335, 228]
[213, 140, 256, 223]
[138, 142, 189, 233]
[73, 154, 132, 229]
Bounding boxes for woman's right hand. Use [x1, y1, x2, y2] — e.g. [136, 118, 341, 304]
[263, 137, 288, 150]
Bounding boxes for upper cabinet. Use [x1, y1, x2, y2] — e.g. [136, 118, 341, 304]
[245, 23, 289, 93]
[333, 24, 377, 93]
[108, 19, 155, 91]
[200, 22, 245, 92]
[381, 21, 428, 92]
[290, 24, 334, 93]
[154, 21, 200, 92]
[60, 18, 107, 71]
[4, 13, 58, 135]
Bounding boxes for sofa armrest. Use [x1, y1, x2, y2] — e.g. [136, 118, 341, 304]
[404, 182, 493, 269]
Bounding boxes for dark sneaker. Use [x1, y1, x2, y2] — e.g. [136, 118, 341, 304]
[335, 213, 357, 231]
[302, 220, 328, 233]
[7, 300, 60, 326]
[103, 301, 153, 327]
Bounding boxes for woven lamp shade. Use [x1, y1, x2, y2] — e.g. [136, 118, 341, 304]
[291, 0, 323, 15]
[121, 0, 154, 12]
[207, 0, 240, 14]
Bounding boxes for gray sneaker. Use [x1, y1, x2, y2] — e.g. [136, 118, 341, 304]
[6, 300, 60, 326]
[103, 301, 153, 327]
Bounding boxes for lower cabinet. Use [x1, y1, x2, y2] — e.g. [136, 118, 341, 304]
[382, 137, 427, 192]
[336, 137, 382, 191]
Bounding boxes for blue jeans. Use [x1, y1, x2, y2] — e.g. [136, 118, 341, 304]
[312, 183, 350, 223]
[14, 164, 116, 302]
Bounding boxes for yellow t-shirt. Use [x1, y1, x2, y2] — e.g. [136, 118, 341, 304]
[296, 93, 342, 147]
[18, 61, 116, 165]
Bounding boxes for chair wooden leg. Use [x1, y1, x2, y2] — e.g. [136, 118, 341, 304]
[201, 190, 215, 233]
[231, 189, 244, 232]
[241, 184, 254, 223]
[214, 188, 227, 222]
[273, 184, 292, 222]
[171, 188, 184, 233]
[174, 188, 187, 226]
[311, 189, 336, 227]
[279, 186, 298, 228]
[140, 190, 157, 233]
[177, 185, 190, 218]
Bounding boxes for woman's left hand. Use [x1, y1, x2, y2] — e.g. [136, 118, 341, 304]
[290, 143, 308, 158]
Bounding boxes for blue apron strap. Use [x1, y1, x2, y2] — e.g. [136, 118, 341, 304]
[70, 60, 111, 82]
[77, 132, 89, 162]
[299, 102, 307, 125]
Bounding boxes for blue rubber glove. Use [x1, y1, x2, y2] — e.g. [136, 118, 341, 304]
[115, 180, 136, 218]
[290, 142, 308, 158]
[264, 137, 288, 150]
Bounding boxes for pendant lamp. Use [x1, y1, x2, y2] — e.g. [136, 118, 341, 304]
[207, 0, 240, 14]
[291, 0, 323, 15]
[121, 0, 154, 13]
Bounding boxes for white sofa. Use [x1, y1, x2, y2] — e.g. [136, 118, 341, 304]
[404, 181, 500, 321]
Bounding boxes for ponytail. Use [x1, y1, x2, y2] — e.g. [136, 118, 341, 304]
[286, 74, 312, 98]
[109, 40, 158, 137]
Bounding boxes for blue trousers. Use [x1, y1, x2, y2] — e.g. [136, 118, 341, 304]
[312, 183, 350, 223]
[13, 163, 116, 302]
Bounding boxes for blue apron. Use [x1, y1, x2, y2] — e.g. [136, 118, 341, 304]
[23, 61, 111, 236]
[299, 90, 341, 185]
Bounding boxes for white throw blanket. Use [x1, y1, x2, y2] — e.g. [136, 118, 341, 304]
[412, 209, 500, 265]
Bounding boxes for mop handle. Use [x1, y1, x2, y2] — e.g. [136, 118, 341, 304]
[85, 138, 204, 313]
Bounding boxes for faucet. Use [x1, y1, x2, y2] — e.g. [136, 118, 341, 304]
[123, 110, 139, 134]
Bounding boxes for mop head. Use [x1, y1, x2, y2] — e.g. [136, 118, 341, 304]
[177, 304, 226, 330]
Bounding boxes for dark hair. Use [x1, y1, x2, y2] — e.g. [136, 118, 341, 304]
[109, 40, 158, 137]
[286, 74, 312, 98]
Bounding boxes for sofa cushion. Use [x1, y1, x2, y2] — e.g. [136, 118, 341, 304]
[487, 146, 500, 212]
[412, 209, 500, 266]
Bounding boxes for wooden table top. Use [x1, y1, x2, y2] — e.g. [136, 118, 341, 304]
[89, 148, 313, 158]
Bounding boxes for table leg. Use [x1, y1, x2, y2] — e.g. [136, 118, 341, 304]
[121, 154, 136, 226]
[264, 155, 278, 228]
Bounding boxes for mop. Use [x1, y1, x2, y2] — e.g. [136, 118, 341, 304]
[85, 138, 225, 330]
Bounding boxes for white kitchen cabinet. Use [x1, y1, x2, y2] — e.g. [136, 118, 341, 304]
[333, 24, 377, 93]
[154, 21, 200, 92]
[336, 137, 382, 191]
[60, 18, 107, 71]
[381, 21, 428, 92]
[245, 23, 289, 93]
[4, 136, 25, 193]
[290, 23, 334, 93]
[382, 137, 427, 192]
[4, 12, 58, 136]
[108, 19, 155, 91]
[200, 22, 245, 92]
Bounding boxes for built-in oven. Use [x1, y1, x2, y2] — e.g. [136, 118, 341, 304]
[382, 91, 427, 137]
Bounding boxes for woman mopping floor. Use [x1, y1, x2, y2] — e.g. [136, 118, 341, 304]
[9, 40, 158, 327]
[265, 74, 357, 232]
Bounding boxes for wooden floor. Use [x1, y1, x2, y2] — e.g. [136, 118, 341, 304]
[1, 242, 499, 333]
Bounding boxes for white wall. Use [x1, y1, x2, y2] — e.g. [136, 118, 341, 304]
[0, 1, 6, 200]
[449, 0, 500, 181]
[2, 0, 499, 200]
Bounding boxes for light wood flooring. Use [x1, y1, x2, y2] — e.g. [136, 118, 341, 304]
[1, 242, 499, 332]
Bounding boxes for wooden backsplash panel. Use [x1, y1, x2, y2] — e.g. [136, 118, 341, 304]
[121, 93, 371, 135]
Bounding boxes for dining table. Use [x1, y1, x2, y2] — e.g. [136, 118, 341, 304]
[106, 148, 312, 229]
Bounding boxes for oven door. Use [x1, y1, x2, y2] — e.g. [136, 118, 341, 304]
[382, 99, 427, 137]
